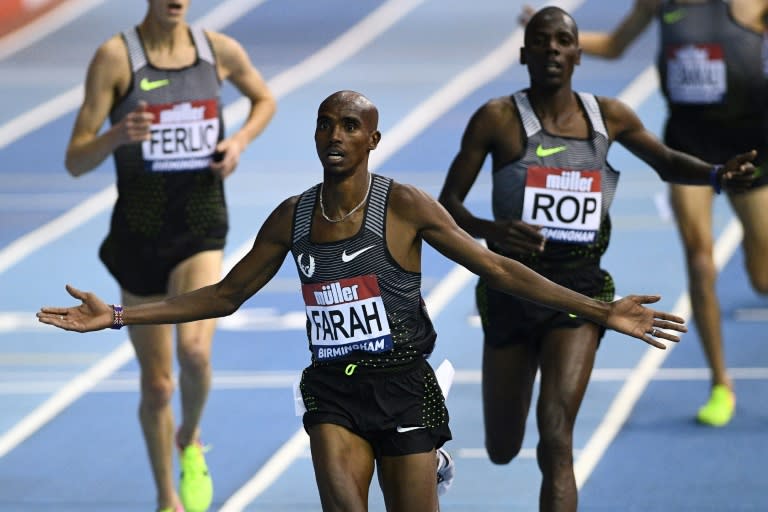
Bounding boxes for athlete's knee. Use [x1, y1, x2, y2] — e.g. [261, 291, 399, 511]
[536, 434, 573, 461]
[140, 372, 175, 410]
[485, 434, 524, 465]
[746, 269, 768, 295]
[536, 434, 574, 474]
[537, 404, 574, 465]
[177, 338, 212, 377]
[685, 249, 717, 283]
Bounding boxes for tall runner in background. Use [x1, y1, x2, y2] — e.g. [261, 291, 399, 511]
[568, 0, 768, 427]
[440, 7, 756, 511]
[64, 1, 275, 510]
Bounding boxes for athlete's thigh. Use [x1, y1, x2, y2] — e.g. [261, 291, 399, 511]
[378, 450, 438, 512]
[122, 289, 174, 375]
[168, 249, 224, 294]
[669, 183, 715, 249]
[307, 423, 376, 512]
[168, 250, 223, 348]
[729, 186, 768, 289]
[482, 341, 538, 439]
[537, 323, 599, 427]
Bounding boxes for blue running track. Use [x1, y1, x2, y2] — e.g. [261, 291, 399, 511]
[0, 1, 765, 510]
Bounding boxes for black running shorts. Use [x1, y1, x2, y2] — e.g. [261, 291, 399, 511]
[476, 266, 614, 347]
[665, 115, 768, 189]
[99, 231, 225, 297]
[299, 358, 452, 457]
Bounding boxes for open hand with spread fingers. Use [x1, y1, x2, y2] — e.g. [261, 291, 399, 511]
[37, 284, 113, 333]
[605, 294, 687, 349]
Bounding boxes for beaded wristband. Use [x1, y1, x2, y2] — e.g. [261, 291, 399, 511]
[111, 304, 124, 330]
[710, 165, 723, 195]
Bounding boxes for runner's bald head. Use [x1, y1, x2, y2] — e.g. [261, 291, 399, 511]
[319, 90, 379, 130]
[525, 6, 579, 44]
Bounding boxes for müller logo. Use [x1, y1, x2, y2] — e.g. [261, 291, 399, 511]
[544, 170, 595, 192]
[313, 282, 360, 306]
[159, 102, 206, 122]
[301, 274, 383, 310]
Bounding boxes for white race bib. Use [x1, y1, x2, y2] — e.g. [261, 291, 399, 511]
[142, 99, 220, 172]
[302, 274, 393, 361]
[522, 166, 602, 244]
[666, 44, 727, 104]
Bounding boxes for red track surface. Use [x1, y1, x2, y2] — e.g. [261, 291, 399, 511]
[0, 0, 67, 38]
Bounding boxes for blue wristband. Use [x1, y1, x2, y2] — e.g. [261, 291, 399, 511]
[709, 165, 723, 195]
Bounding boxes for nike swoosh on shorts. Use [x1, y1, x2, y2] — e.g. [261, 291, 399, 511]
[396, 425, 427, 433]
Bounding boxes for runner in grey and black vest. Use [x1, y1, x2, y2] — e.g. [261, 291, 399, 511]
[657, 0, 767, 123]
[107, 26, 227, 246]
[656, 0, 768, 171]
[491, 90, 619, 270]
[291, 174, 437, 369]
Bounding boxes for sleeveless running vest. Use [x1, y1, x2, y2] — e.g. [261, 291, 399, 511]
[108, 26, 227, 241]
[492, 90, 619, 269]
[657, 0, 768, 122]
[291, 174, 437, 368]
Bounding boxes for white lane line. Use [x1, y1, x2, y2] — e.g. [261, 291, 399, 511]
[3, 367, 766, 395]
[0, 186, 116, 274]
[0, 0, 424, 459]
[0, 84, 84, 150]
[733, 308, 768, 321]
[219, 0, 587, 508]
[193, 0, 268, 30]
[0, 342, 134, 457]
[459, 447, 568, 460]
[0, 307, 308, 332]
[451, 366, 768, 384]
[0, 353, 104, 365]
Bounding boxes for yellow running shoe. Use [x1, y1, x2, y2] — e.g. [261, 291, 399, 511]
[697, 384, 735, 427]
[157, 506, 184, 512]
[179, 442, 213, 512]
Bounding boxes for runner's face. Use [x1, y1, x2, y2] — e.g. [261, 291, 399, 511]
[522, 13, 581, 88]
[315, 97, 379, 175]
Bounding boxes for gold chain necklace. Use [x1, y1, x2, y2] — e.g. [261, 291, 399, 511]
[319, 173, 372, 223]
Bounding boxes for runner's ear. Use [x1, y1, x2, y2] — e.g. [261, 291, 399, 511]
[369, 130, 381, 151]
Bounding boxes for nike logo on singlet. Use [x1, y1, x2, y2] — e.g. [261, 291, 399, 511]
[662, 9, 686, 24]
[341, 246, 374, 263]
[140, 77, 171, 91]
[536, 144, 567, 158]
